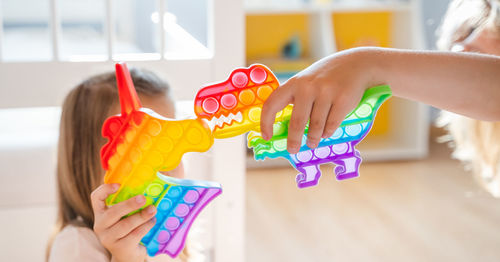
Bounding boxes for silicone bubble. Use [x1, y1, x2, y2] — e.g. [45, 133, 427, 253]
[248, 85, 392, 188]
[100, 63, 222, 258]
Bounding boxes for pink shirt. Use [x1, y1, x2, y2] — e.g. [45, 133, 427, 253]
[48, 225, 186, 262]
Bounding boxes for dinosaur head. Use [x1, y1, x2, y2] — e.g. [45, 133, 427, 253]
[194, 64, 280, 138]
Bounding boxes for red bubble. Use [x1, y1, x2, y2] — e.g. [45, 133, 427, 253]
[250, 67, 267, 84]
[232, 72, 248, 88]
[202, 97, 219, 114]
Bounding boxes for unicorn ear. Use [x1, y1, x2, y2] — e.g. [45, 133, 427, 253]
[115, 63, 142, 116]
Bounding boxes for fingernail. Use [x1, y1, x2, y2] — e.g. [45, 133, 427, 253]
[112, 184, 120, 191]
[307, 142, 317, 149]
[150, 217, 157, 224]
[146, 205, 156, 214]
[136, 195, 145, 204]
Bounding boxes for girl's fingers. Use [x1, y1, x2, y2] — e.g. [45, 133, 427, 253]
[306, 96, 333, 148]
[287, 94, 314, 154]
[90, 183, 120, 215]
[99, 195, 147, 229]
[108, 205, 157, 239]
[119, 216, 157, 247]
[261, 84, 293, 140]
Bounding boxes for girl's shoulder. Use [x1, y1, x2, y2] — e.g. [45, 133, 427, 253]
[49, 224, 110, 262]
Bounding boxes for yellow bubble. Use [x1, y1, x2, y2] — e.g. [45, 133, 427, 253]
[248, 107, 261, 122]
[136, 165, 154, 179]
[239, 89, 255, 106]
[186, 128, 202, 144]
[148, 150, 164, 167]
[157, 137, 173, 153]
[166, 122, 183, 140]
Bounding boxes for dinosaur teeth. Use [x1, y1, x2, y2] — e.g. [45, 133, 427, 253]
[207, 111, 243, 130]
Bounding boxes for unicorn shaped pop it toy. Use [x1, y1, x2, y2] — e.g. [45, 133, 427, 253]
[248, 85, 392, 188]
[100, 63, 222, 257]
[194, 64, 292, 138]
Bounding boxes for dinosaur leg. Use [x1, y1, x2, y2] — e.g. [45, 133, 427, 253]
[331, 142, 361, 180]
[294, 164, 322, 189]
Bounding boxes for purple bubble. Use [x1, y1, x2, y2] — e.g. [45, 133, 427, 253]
[165, 217, 180, 230]
[174, 204, 190, 217]
[183, 190, 200, 204]
[296, 150, 313, 163]
[313, 147, 331, 159]
[157, 230, 171, 244]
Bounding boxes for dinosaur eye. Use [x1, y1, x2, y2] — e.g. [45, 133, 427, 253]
[221, 94, 237, 109]
[232, 72, 248, 88]
[202, 97, 219, 114]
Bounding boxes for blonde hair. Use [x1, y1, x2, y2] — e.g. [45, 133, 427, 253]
[46, 69, 190, 260]
[437, 0, 500, 196]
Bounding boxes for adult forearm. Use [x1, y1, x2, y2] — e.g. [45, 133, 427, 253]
[362, 47, 500, 121]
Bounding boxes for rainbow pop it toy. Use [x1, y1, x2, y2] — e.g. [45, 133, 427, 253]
[194, 64, 291, 138]
[248, 85, 391, 188]
[100, 63, 221, 257]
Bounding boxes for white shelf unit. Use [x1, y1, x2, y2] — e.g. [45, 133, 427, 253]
[245, 0, 429, 168]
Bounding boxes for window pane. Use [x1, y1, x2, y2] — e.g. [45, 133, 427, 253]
[59, 0, 107, 61]
[113, 0, 159, 60]
[164, 0, 211, 59]
[2, 0, 52, 61]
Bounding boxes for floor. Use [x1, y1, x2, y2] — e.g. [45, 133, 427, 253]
[245, 131, 500, 262]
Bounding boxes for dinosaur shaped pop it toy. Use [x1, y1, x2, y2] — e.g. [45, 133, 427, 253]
[194, 64, 291, 138]
[248, 85, 392, 188]
[100, 63, 221, 257]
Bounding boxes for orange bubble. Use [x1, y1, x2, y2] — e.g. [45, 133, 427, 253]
[257, 85, 273, 101]
[239, 89, 255, 106]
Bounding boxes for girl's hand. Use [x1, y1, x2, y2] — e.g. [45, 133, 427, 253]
[91, 184, 157, 262]
[260, 48, 376, 154]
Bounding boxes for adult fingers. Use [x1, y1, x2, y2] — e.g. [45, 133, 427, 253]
[108, 205, 157, 239]
[260, 84, 293, 140]
[287, 93, 314, 154]
[91, 183, 120, 215]
[306, 95, 333, 148]
[322, 99, 355, 138]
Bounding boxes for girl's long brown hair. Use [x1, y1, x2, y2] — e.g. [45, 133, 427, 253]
[46, 68, 176, 259]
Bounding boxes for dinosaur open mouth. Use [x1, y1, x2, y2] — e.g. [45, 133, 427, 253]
[206, 111, 243, 130]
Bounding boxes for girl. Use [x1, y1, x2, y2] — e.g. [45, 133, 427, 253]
[259, 1, 500, 189]
[436, 0, 500, 196]
[47, 69, 197, 262]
